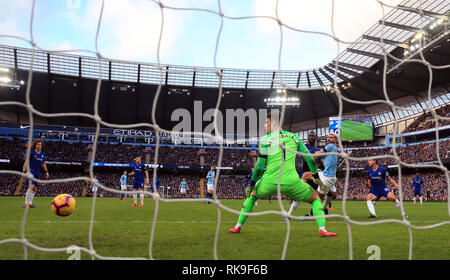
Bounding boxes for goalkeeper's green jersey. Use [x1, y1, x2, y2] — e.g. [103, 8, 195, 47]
[257, 130, 318, 185]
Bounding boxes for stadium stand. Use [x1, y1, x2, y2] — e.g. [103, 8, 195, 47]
[0, 135, 448, 201]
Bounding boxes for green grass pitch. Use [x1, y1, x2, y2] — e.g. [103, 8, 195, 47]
[0, 196, 449, 260]
[340, 120, 373, 141]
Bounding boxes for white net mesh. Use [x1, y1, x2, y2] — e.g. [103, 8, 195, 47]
[0, 0, 449, 260]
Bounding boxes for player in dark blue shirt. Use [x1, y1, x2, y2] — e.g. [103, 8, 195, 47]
[22, 140, 49, 208]
[366, 159, 405, 218]
[128, 156, 148, 207]
[301, 131, 322, 190]
[299, 131, 325, 217]
[411, 173, 425, 206]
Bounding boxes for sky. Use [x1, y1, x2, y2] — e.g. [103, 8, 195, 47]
[0, 0, 404, 71]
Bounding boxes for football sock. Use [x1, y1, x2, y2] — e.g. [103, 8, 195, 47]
[140, 193, 144, 204]
[29, 189, 36, 205]
[367, 200, 376, 216]
[208, 192, 213, 203]
[419, 197, 423, 204]
[394, 199, 402, 211]
[413, 197, 416, 204]
[323, 196, 332, 209]
[133, 193, 137, 204]
[25, 189, 31, 204]
[311, 198, 326, 230]
[306, 179, 318, 190]
[236, 196, 257, 228]
[287, 200, 300, 216]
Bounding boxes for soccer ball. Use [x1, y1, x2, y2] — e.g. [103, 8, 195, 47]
[51, 194, 76, 217]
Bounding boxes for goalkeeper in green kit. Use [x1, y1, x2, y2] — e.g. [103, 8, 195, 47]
[229, 112, 337, 237]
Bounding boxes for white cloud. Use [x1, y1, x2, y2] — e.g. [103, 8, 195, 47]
[0, 0, 33, 46]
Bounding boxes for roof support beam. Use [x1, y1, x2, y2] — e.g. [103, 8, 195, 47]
[245, 71, 249, 89]
[319, 67, 371, 113]
[312, 70, 325, 87]
[312, 70, 338, 112]
[378, 20, 422, 33]
[331, 61, 372, 73]
[318, 68, 337, 85]
[270, 71, 276, 89]
[347, 48, 385, 60]
[192, 70, 196, 87]
[362, 35, 409, 48]
[328, 64, 361, 77]
[296, 72, 301, 88]
[306, 71, 311, 88]
[324, 66, 383, 101]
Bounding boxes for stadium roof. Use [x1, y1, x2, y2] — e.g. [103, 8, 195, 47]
[0, 0, 448, 90]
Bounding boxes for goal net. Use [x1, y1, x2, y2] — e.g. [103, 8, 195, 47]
[0, 0, 449, 260]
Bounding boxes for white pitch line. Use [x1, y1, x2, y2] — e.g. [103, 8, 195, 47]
[0, 219, 448, 225]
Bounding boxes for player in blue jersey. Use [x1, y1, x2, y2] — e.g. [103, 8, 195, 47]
[204, 165, 215, 204]
[179, 178, 189, 199]
[301, 131, 322, 190]
[411, 173, 425, 206]
[22, 140, 49, 208]
[128, 156, 149, 207]
[120, 170, 127, 201]
[366, 159, 404, 218]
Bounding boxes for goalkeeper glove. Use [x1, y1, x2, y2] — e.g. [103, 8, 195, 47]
[312, 173, 325, 192]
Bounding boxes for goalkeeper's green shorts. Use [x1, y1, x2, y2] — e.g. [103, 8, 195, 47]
[254, 178, 314, 202]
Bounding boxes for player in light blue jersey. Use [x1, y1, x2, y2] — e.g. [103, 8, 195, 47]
[204, 165, 215, 204]
[298, 133, 339, 218]
[22, 140, 49, 208]
[120, 170, 127, 201]
[411, 173, 425, 206]
[180, 178, 189, 199]
[317, 133, 339, 211]
[366, 159, 404, 218]
[91, 176, 100, 194]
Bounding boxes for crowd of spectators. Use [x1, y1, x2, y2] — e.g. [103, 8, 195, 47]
[345, 140, 449, 168]
[0, 171, 86, 197]
[1, 169, 447, 201]
[0, 136, 448, 171]
[403, 104, 450, 133]
[0, 139, 255, 168]
[0, 136, 448, 201]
